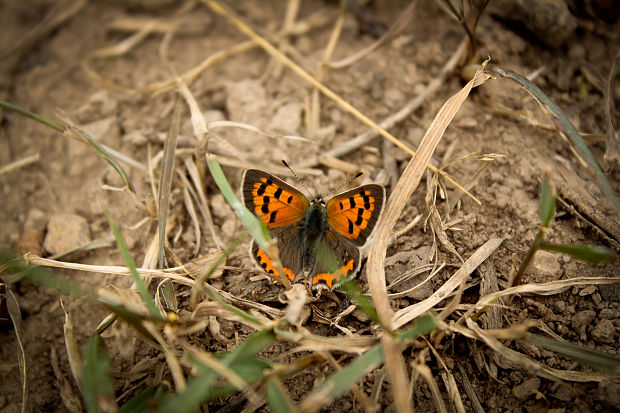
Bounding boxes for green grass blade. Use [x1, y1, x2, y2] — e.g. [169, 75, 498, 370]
[0, 100, 64, 132]
[493, 68, 620, 217]
[539, 176, 556, 227]
[82, 335, 116, 413]
[158, 328, 277, 413]
[266, 377, 297, 413]
[70, 126, 135, 192]
[119, 387, 163, 413]
[538, 242, 615, 263]
[527, 333, 620, 375]
[207, 158, 270, 249]
[307, 314, 437, 401]
[105, 212, 162, 319]
[337, 278, 379, 324]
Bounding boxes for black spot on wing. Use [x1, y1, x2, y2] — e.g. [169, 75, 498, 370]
[355, 208, 363, 225]
[257, 183, 266, 196]
[347, 218, 354, 234]
[274, 187, 282, 199]
[269, 210, 277, 224]
[349, 197, 356, 208]
[287, 195, 293, 204]
[261, 204, 269, 214]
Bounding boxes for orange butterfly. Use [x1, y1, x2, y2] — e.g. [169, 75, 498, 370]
[241, 169, 385, 289]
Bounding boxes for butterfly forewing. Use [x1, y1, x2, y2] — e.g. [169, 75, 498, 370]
[241, 169, 309, 228]
[325, 184, 385, 246]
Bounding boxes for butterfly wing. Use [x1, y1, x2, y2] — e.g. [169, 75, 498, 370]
[241, 169, 309, 228]
[325, 184, 386, 247]
[241, 169, 310, 283]
[307, 229, 361, 289]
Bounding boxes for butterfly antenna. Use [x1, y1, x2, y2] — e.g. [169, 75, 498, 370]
[282, 160, 313, 199]
[322, 171, 364, 199]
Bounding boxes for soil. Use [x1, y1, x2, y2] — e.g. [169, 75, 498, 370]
[1, 1, 619, 412]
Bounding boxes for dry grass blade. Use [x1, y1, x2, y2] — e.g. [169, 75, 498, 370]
[392, 237, 504, 329]
[604, 48, 620, 167]
[180, 174, 201, 256]
[203, 0, 477, 204]
[427, 339, 466, 413]
[413, 359, 448, 413]
[61, 300, 82, 392]
[463, 320, 620, 383]
[209, 120, 312, 143]
[467, 276, 620, 319]
[0, 153, 39, 175]
[158, 101, 181, 268]
[50, 345, 82, 413]
[385, 335, 413, 413]
[328, 0, 417, 69]
[6, 288, 28, 413]
[456, 364, 484, 413]
[184, 157, 225, 250]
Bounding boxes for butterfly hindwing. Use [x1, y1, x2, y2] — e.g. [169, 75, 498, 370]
[308, 229, 361, 289]
[241, 169, 309, 228]
[325, 184, 385, 247]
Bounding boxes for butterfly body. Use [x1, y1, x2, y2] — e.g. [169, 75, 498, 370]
[241, 169, 385, 289]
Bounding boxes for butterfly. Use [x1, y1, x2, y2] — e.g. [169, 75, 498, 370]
[241, 169, 385, 289]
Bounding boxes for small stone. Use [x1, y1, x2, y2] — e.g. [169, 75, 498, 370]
[43, 214, 91, 255]
[554, 301, 566, 312]
[553, 384, 574, 401]
[203, 110, 225, 124]
[579, 285, 597, 296]
[16, 209, 47, 256]
[598, 382, 620, 409]
[591, 319, 615, 344]
[531, 250, 561, 279]
[599, 308, 614, 319]
[571, 310, 596, 341]
[513, 377, 541, 400]
[270, 102, 302, 133]
[592, 293, 602, 306]
[384, 87, 404, 108]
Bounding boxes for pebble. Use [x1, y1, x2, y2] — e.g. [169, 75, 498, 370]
[579, 285, 597, 296]
[554, 301, 566, 312]
[570, 310, 596, 341]
[43, 213, 91, 255]
[591, 319, 615, 344]
[513, 377, 541, 400]
[531, 250, 561, 278]
[553, 384, 574, 401]
[16, 209, 47, 256]
[270, 102, 302, 133]
[599, 308, 614, 319]
[598, 382, 620, 409]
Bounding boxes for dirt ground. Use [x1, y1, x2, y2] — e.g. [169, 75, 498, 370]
[1, 0, 619, 412]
